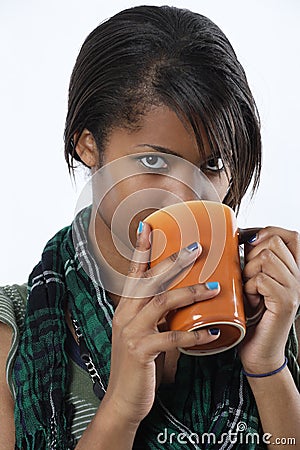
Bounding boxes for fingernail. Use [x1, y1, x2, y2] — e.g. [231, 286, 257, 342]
[248, 234, 257, 244]
[137, 221, 144, 235]
[209, 328, 220, 336]
[206, 281, 219, 290]
[186, 242, 199, 252]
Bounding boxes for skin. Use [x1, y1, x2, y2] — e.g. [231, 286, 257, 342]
[84, 105, 230, 289]
[75, 106, 300, 449]
[0, 105, 299, 449]
[0, 323, 15, 450]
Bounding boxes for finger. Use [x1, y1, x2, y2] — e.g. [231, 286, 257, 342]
[141, 328, 220, 358]
[137, 241, 202, 298]
[116, 240, 203, 324]
[122, 240, 202, 300]
[244, 272, 286, 307]
[245, 234, 299, 279]
[243, 292, 262, 312]
[133, 282, 221, 329]
[238, 227, 262, 245]
[247, 226, 300, 268]
[244, 272, 300, 321]
[243, 248, 295, 287]
[121, 221, 152, 298]
[117, 221, 152, 317]
[127, 221, 152, 278]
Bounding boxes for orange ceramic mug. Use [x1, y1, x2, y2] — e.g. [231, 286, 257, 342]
[144, 200, 262, 356]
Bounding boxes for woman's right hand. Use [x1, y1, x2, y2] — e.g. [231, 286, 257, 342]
[102, 221, 220, 428]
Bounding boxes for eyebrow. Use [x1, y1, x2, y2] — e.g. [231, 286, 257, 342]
[136, 144, 182, 158]
[136, 143, 219, 162]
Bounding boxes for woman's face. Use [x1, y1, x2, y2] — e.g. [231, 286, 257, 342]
[78, 105, 230, 246]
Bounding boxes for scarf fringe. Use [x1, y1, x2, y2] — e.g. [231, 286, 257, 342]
[16, 430, 46, 450]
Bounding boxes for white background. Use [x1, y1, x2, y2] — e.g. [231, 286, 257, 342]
[0, 0, 299, 285]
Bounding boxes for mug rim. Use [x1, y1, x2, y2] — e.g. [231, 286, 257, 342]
[144, 199, 234, 222]
[178, 321, 245, 356]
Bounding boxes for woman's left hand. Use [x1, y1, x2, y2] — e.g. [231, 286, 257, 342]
[239, 226, 300, 373]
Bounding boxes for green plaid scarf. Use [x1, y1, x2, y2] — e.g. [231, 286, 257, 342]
[13, 208, 299, 449]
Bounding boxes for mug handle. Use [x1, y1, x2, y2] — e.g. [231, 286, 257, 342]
[238, 227, 266, 327]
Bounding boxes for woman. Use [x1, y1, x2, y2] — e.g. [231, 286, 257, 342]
[0, 5, 299, 449]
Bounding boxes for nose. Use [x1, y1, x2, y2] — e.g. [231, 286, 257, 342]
[159, 172, 220, 207]
[159, 180, 198, 208]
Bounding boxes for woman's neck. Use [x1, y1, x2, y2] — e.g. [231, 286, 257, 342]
[87, 207, 132, 306]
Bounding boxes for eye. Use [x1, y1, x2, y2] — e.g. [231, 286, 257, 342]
[202, 157, 224, 172]
[138, 154, 168, 170]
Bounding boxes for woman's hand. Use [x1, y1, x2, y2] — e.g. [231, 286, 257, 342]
[102, 222, 220, 428]
[239, 226, 300, 373]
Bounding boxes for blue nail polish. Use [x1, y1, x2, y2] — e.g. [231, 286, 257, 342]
[206, 281, 219, 290]
[137, 221, 144, 235]
[186, 242, 199, 252]
[209, 328, 220, 336]
[248, 234, 257, 244]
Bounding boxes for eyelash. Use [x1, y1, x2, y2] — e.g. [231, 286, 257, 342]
[137, 155, 168, 170]
[201, 157, 224, 173]
[137, 154, 225, 174]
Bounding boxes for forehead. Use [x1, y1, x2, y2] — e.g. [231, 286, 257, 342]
[102, 105, 211, 165]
